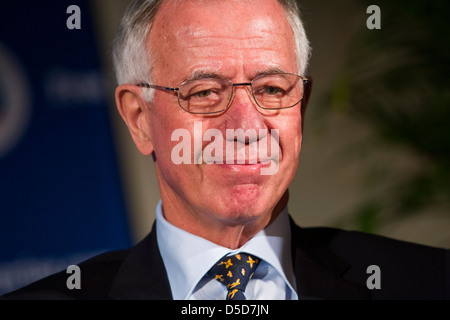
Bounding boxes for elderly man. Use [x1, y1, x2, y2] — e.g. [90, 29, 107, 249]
[3, 0, 449, 300]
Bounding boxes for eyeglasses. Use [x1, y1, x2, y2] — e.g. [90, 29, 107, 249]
[137, 73, 308, 114]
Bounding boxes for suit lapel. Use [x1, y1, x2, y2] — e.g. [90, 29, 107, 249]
[290, 220, 370, 299]
[109, 223, 173, 300]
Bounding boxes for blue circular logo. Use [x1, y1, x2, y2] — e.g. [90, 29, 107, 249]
[0, 43, 31, 158]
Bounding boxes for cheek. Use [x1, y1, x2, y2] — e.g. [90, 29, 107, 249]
[148, 99, 204, 188]
[277, 117, 302, 189]
[275, 112, 303, 159]
[148, 95, 184, 157]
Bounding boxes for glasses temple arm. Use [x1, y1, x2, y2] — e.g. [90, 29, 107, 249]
[136, 83, 179, 92]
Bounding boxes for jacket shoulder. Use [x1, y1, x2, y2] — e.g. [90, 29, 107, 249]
[1, 249, 129, 300]
[293, 224, 449, 299]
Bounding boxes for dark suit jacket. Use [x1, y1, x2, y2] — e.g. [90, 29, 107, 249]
[2, 219, 449, 300]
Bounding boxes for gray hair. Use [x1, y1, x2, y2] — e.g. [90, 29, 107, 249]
[112, 0, 311, 102]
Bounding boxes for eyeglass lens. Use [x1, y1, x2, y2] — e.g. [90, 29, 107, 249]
[177, 74, 303, 114]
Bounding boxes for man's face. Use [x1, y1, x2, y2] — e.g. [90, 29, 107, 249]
[145, 0, 303, 225]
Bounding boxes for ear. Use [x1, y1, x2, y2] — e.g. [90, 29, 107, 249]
[115, 84, 154, 156]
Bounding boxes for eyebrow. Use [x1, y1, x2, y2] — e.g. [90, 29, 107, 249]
[186, 70, 222, 82]
[185, 66, 290, 82]
[255, 67, 289, 77]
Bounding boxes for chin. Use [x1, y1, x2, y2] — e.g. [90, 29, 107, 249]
[212, 184, 273, 223]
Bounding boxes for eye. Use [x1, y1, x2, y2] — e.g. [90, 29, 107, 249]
[254, 85, 285, 97]
[195, 89, 212, 98]
[264, 86, 283, 95]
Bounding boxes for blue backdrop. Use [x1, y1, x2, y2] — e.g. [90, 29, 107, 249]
[0, 0, 131, 294]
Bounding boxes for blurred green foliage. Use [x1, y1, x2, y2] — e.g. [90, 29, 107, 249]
[322, 0, 450, 232]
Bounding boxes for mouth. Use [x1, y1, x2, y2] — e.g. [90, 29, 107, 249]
[218, 161, 270, 170]
[203, 157, 273, 165]
[204, 158, 279, 176]
[187, 124, 281, 175]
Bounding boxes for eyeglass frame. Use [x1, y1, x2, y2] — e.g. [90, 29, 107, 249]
[136, 73, 309, 115]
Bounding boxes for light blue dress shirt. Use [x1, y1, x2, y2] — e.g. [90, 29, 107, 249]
[155, 200, 298, 300]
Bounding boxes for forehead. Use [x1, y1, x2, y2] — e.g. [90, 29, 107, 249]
[149, 0, 297, 81]
[153, 0, 289, 34]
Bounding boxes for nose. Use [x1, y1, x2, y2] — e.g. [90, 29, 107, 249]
[224, 85, 267, 135]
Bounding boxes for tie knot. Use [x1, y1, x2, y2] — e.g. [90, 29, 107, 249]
[208, 253, 260, 299]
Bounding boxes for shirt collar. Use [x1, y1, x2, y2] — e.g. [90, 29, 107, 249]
[155, 200, 296, 300]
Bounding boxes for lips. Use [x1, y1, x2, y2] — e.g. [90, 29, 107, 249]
[202, 136, 278, 164]
[203, 157, 273, 165]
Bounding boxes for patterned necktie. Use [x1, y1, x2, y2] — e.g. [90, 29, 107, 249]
[208, 253, 260, 300]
